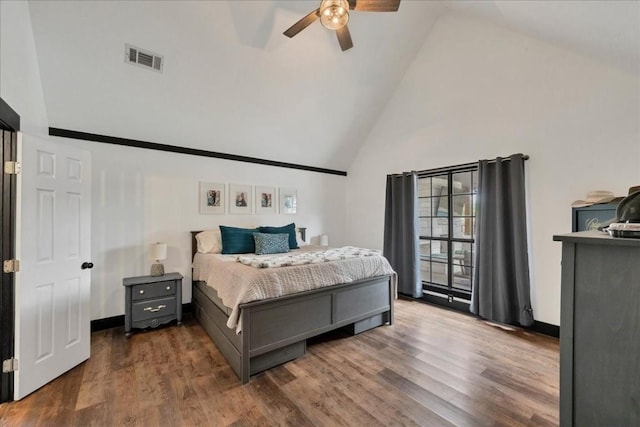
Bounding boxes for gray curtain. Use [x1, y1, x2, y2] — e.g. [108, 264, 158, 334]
[470, 154, 534, 326]
[383, 172, 421, 298]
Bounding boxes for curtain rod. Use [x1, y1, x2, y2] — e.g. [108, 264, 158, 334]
[411, 153, 530, 177]
[457, 153, 529, 169]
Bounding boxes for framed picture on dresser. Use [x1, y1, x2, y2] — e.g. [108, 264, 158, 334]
[571, 202, 618, 231]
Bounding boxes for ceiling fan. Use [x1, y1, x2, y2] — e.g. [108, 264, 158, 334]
[283, 0, 401, 51]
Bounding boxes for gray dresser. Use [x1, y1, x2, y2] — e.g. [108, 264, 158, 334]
[123, 272, 183, 337]
[553, 231, 640, 426]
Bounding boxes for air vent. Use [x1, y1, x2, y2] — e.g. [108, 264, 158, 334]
[125, 44, 163, 73]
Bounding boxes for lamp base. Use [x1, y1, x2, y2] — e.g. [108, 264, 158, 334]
[150, 263, 165, 277]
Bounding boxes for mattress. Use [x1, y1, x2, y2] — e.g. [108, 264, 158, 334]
[193, 280, 232, 316]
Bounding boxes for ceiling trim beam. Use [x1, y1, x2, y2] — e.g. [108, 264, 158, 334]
[49, 127, 347, 176]
[0, 98, 20, 132]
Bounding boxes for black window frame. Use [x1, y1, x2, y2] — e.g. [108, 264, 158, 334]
[417, 163, 478, 308]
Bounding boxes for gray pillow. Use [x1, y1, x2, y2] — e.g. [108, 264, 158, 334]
[253, 232, 290, 255]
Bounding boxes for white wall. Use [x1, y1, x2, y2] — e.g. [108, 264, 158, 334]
[345, 13, 640, 326]
[6, 2, 639, 326]
[0, 0, 346, 319]
[0, 0, 49, 135]
[52, 139, 347, 320]
[1, 1, 347, 322]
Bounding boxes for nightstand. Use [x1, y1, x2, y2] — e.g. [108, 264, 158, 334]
[123, 272, 183, 337]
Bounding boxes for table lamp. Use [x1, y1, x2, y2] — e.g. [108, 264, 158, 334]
[149, 242, 167, 276]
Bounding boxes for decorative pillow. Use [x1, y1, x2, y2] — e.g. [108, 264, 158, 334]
[220, 225, 259, 254]
[195, 230, 222, 253]
[253, 232, 290, 255]
[258, 223, 299, 249]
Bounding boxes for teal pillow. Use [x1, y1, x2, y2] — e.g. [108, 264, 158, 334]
[258, 223, 298, 249]
[220, 225, 259, 254]
[253, 232, 290, 255]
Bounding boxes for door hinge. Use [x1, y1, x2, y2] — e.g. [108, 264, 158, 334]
[3, 259, 20, 273]
[2, 358, 18, 373]
[4, 161, 21, 175]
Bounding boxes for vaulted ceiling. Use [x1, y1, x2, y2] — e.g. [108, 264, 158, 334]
[28, 0, 639, 171]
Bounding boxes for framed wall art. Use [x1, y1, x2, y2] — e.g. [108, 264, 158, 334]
[229, 184, 253, 214]
[279, 187, 297, 214]
[255, 186, 277, 214]
[199, 182, 225, 214]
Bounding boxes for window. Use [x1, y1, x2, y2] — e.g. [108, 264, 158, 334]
[418, 166, 478, 309]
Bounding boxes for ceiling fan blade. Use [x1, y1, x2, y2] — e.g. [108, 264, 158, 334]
[283, 8, 320, 38]
[336, 25, 353, 51]
[348, 0, 401, 12]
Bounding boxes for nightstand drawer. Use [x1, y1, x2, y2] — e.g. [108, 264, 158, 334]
[132, 297, 176, 321]
[132, 280, 176, 301]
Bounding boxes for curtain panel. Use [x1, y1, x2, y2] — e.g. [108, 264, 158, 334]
[383, 172, 421, 298]
[470, 154, 534, 326]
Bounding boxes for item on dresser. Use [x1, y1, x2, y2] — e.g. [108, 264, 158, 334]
[607, 222, 640, 238]
[570, 190, 620, 208]
[122, 272, 183, 337]
[603, 186, 640, 238]
[571, 203, 618, 232]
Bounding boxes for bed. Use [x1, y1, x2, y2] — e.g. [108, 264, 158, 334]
[190, 231, 395, 384]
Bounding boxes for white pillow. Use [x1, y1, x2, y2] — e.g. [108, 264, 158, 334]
[196, 229, 222, 253]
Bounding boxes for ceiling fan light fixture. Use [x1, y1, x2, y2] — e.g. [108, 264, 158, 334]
[319, 0, 350, 30]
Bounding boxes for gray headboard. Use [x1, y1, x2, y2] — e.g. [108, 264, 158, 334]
[191, 231, 201, 259]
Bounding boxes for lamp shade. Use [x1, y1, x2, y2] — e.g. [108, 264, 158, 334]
[149, 243, 167, 261]
[320, 234, 329, 246]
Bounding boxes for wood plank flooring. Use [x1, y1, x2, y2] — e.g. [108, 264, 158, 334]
[0, 299, 559, 426]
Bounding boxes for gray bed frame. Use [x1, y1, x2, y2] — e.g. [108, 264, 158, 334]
[190, 231, 394, 384]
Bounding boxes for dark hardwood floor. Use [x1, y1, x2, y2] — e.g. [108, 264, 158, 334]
[0, 299, 559, 426]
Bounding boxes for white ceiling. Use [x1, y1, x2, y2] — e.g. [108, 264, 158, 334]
[27, 0, 639, 171]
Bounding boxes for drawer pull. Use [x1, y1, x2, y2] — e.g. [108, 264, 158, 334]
[166, 286, 171, 291]
[144, 304, 166, 313]
[139, 290, 144, 295]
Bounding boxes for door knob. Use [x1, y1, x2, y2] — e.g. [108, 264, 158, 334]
[81, 262, 94, 270]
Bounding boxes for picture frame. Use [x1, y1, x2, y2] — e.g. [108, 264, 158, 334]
[255, 186, 277, 214]
[229, 184, 253, 214]
[199, 182, 225, 214]
[279, 187, 297, 214]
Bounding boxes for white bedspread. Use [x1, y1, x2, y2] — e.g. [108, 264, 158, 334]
[192, 246, 396, 333]
[237, 246, 383, 268]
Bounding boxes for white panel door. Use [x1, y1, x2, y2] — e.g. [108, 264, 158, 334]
[14, 134, 91, 399]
